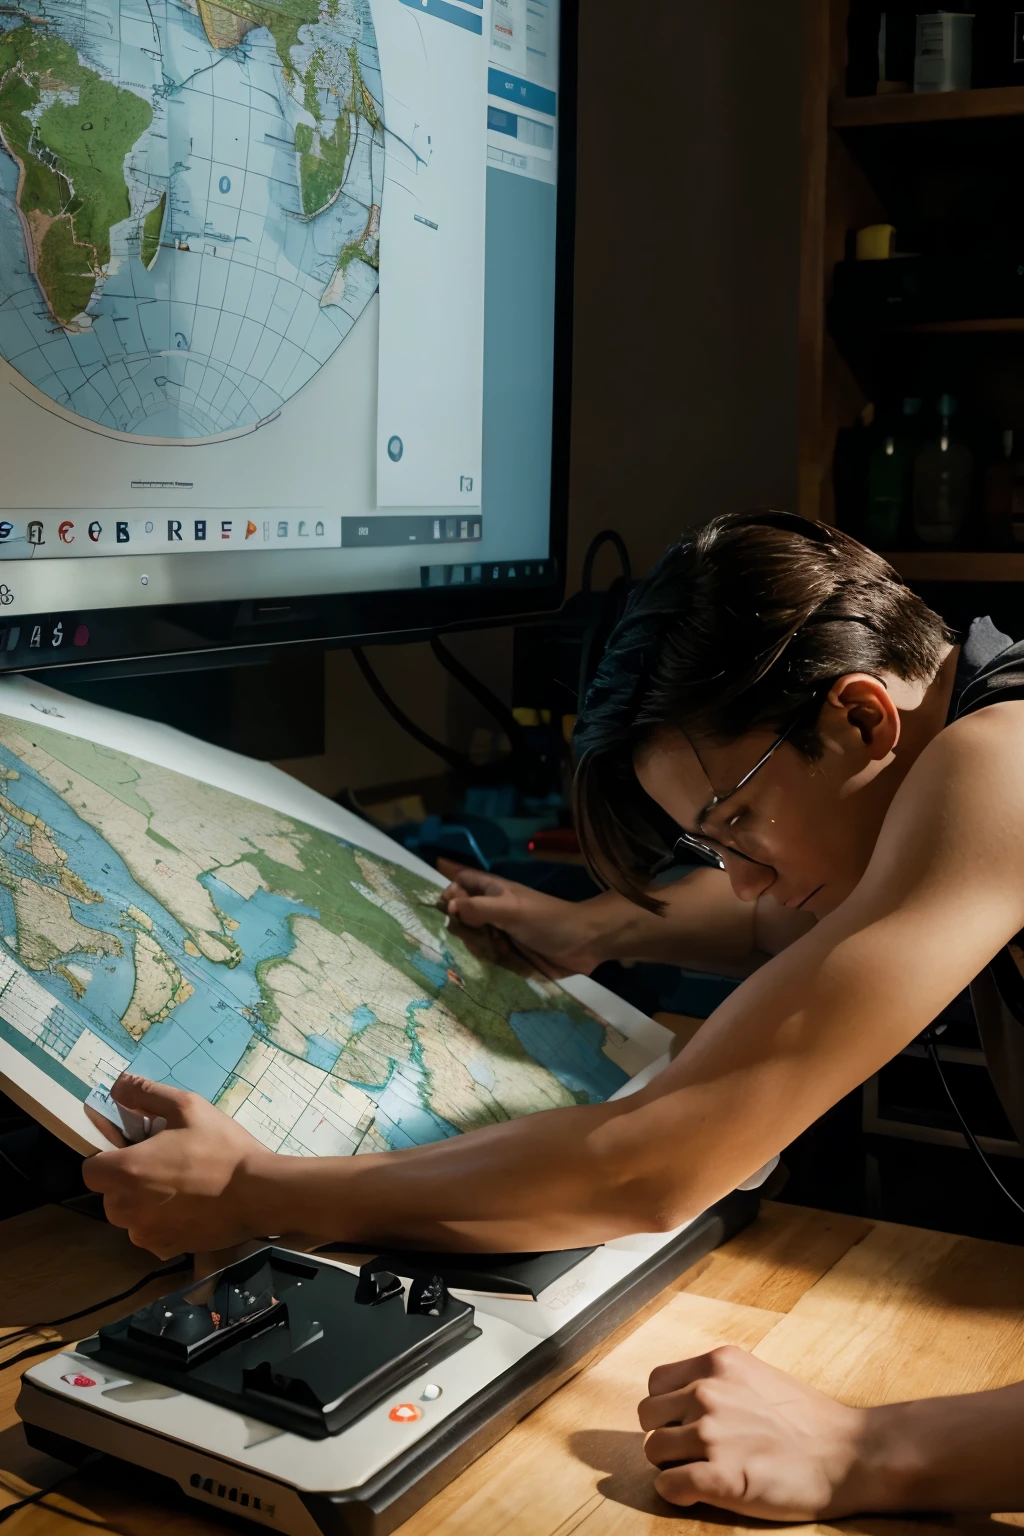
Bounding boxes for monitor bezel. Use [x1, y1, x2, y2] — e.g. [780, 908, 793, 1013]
[0, 0, 578, 679]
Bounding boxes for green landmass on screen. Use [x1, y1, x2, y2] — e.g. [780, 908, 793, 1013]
[140, 192, 165, 269]
[0, 26, 151, 325]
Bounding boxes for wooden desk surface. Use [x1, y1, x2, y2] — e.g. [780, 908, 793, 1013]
[4, 1201, 1024, 1536]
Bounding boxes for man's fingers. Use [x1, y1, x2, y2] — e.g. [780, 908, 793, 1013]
[647, 1354, 715, 1399]
[439, 866, 510, 899]
[110, 1072, 189, 1126]
[84, 1103, 127, 1148]
[82, 1139, 176, 1196]
[653, 1461, 745, 1512]
[643, 1424, 705, 1468]
[82, 1145, 141, 1194]
[445, 893, 516, 930]
[638, 1384, 704, 1433]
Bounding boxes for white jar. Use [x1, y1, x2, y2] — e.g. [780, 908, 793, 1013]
[915, 12, 974, 91]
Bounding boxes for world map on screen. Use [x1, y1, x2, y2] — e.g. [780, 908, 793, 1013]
[0, 712, 642, 1154]
[0, 0, 382, 439]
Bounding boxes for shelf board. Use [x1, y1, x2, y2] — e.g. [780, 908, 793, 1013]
[889, 552, 1024, 582]
[897, 318, 1024, 334]
[832, 86, 1024, 127]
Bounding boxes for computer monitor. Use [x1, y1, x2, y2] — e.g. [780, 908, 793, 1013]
[0, 0, 576, 675]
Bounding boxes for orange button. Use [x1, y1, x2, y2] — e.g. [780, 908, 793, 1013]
[388, 1403, 423, 1423]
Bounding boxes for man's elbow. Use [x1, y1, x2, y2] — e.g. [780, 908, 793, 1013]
[612, 1172, 703, 1235]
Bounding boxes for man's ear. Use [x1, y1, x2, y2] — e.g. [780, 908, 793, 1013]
[818, 674, 900, 762]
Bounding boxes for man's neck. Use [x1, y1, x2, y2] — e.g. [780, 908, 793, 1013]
[899, 643, 960, 765]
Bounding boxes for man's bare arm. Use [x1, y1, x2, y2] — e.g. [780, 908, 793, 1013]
[240, 705, 1024, 1249]
[85, 706, 1024, 1260]
[441, 862, 812, 978]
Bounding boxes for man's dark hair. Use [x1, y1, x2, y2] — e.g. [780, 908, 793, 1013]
[572, 510, 956, 909]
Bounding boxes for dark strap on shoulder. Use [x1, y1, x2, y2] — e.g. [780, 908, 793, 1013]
[956, 641, 1024, 719]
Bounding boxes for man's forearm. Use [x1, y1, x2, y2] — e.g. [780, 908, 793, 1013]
[241, 1094, 677, 1251]
[583, 868, 761, 975]
[852, 1385, 1024, 1513]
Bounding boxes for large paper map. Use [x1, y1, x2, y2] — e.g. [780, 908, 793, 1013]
[0, 699, 656, 1157]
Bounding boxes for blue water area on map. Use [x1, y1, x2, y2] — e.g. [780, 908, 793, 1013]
[350, 1056, 459, 1151]
[349, 1005, 377, 1033]
[508, 1011, 628, 1103]
[411, 953, 449, 989]
[0, 744, 313, 1099]
[305, 1034, 342, 1071]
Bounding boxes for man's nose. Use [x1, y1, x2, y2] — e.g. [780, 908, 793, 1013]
[726, 855, 775, 903]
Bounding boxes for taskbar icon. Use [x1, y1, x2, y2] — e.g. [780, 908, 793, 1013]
[0, 515, 339, 555]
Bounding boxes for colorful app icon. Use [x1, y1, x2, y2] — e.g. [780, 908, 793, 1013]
[58, 520, 75, 543]
[245, 520, 257, 539]
[88, 522, 102, 541]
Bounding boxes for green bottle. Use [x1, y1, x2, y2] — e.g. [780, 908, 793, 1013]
[863, 397, 920, 549]
[913, 394, 974, 547]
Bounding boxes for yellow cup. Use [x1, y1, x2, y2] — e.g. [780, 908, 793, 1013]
[856, 224, 896, 260]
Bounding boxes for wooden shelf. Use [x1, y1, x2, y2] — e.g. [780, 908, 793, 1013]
[895, 318, 1024, 334]
[832, 86, 1024, 127]
[889, 552, 1024, 582]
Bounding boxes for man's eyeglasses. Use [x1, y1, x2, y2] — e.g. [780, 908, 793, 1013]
[670, 689, 828, 873]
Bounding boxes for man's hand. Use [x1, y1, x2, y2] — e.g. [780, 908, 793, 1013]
[438, 861, 606, 977]
[638, 1346, 881, 1521]
[82, 1074, 269, 1258]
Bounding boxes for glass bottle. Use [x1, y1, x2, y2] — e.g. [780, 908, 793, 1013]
[913, 395, 975, 545]
[863, 397, 921, 549]
[983, 430, 1024, 548]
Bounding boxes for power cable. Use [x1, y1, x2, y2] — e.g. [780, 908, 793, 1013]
[428, 635, 528, 757]
[0, 1456, 104, 1527]
[926, 1042, 1024, 1219]
[351, 646, 473, 771]
[580, 529, 631, 593]
[1, 1258, 191, 1368]
[576, 529, 633, 710]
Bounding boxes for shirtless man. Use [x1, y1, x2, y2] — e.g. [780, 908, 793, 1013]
[87, 511, 1024, 1518]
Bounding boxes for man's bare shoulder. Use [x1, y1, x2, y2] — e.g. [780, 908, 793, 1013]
[883, 699, 1024, 888]
[923, 698, 1024, 790]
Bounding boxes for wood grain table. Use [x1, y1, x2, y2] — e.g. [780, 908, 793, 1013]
[3, 1200, 1024, 1536]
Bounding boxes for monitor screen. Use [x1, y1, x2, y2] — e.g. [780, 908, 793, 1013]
[0, 0, 575, 672]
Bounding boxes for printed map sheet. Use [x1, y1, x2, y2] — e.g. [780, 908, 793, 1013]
[0, 677, 669, 1154]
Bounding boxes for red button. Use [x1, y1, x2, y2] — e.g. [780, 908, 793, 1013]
[388, 1403, 422, 1423]
[73, 625, 89, 647]
[62, 1374, 96, 1388]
